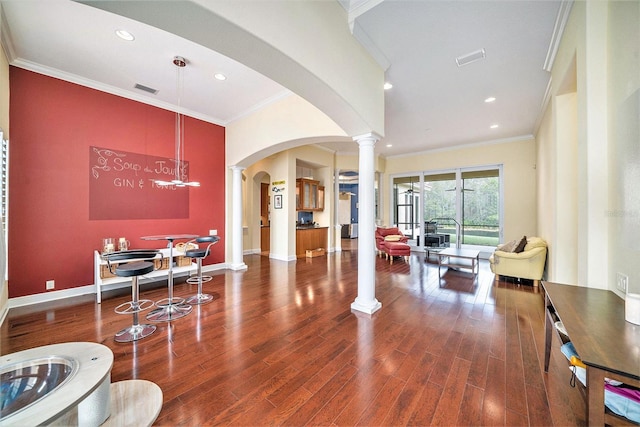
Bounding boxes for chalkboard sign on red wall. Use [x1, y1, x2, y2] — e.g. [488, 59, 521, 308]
[89, 146, 192, 220]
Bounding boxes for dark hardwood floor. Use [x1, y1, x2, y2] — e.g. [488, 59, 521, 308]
[2, 249, 587, 426]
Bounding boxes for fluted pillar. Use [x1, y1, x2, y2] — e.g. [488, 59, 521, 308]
[230, 165, 247, 270]
[351, 133, 381, 315]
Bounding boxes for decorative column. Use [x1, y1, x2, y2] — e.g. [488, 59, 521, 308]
[351, 133, 381, 315]
[230, 165, 247, 270]
[334, 168, 342, 253]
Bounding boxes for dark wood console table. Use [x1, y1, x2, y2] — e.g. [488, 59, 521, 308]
[542, 281, 640, 426]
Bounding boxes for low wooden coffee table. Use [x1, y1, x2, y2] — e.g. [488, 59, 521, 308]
[437, 248, 479, 276]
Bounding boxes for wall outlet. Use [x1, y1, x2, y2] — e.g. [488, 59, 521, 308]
[616, 272, 628, 293]
[209, 229, 217, 236]
[46, 280, 55, 290]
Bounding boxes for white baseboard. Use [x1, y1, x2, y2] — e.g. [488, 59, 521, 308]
[0, 304, 7, 326]
[8, 285, 96, 309]
[269, 253, 297, 262]
[0, 283, 7, 328]
[6, 263, 229, 311]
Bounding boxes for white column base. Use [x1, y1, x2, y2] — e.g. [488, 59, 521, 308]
[229, 263, 247, 271]
[351, 298, 382, 315]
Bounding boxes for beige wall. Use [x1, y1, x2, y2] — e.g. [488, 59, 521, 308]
[537, 90, 579, 284]
[243, 145, 336, 260]
[226, 94, 348, 167]
[536, 0, 639, 293]
[243, 153, 295, 260]
[384, 137, 537, 241]
[224, 94, 349, 263]
[536, 101, 554, 276]
[607, 0, 640, 295]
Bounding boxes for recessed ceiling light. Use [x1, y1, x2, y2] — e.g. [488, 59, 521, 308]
[490, 124, 499, 129]
[115, 29, 135, 41]
[214, 73, 227, 81]
[485, 97, 496, 103]
[386, 144, 393, 147]
[384, 82, 393, 90]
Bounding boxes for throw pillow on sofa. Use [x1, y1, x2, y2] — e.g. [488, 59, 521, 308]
[513, 236, 528, 253]
[499, 240, 517, 252]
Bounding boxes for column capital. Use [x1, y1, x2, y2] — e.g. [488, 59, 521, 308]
[352, 132, 382, 145]
[230, 165, 246, 172]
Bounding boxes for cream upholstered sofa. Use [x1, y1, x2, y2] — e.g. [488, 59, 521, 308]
[489, 236, 547, 286]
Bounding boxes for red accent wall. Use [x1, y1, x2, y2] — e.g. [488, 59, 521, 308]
[8, 68, 226, 298]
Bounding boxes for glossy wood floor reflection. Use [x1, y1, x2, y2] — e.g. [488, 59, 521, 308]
[2, 251, 587, 426]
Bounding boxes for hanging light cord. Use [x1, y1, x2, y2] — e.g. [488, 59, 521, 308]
[175, 56, 185, 183]
[153, 56, 199, 187]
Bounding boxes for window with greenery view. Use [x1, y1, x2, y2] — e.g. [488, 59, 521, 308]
[393, 167, 501, 248]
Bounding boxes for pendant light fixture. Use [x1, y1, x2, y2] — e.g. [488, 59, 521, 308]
[155, 56, 200, 187]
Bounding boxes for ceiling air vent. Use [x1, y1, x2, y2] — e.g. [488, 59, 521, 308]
[456, 48, 486, 67]
[134, 83, 158, 94]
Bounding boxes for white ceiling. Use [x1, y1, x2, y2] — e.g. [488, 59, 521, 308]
[0, 0, 564, 158]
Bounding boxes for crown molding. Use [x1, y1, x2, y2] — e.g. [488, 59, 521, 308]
[543, 0, 574, 72]
[0, 4, 17, 63]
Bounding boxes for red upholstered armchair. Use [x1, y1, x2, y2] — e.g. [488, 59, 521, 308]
[375, 227, 408, 257]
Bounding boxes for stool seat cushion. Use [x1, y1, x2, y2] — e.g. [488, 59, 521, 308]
[185, 249, 208, 258]
[115, 261, 155, 277]
[196, 235, 220, 244]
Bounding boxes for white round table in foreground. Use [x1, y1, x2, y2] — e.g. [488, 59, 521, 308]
[102, 379, 163, 427]
[0, 342, 113, 426]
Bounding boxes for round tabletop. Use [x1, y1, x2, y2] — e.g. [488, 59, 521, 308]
[0, 342, 113, 426]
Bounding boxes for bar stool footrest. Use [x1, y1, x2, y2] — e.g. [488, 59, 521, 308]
[146, 303, 192, 322]
[114, 299, 155, 315]
[186, 275, 212, 284]
[155, 296, 185, 308]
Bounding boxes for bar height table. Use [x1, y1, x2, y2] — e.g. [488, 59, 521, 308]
[142, 234, 197, 322]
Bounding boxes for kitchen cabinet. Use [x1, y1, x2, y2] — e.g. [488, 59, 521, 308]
[318, 186, 324, 210]
[295, 227, 328, 257]
[261, 226, 270, 253]
[296, 178, 324, 211]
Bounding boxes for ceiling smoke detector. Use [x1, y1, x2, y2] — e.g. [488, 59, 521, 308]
[456, 48, 486, 67]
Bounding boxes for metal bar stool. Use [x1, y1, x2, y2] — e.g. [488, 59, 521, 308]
[103, 250, 161, 342]
[184, 236, 220, 305]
